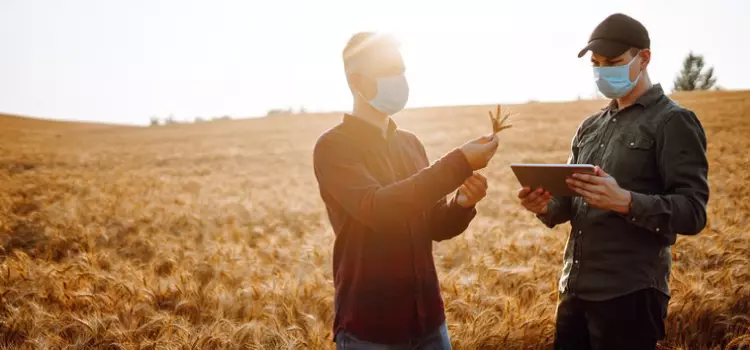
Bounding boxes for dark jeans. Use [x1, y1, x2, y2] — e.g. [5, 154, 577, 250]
[335, 321, 451, 350]
[554, 288, 669, 350]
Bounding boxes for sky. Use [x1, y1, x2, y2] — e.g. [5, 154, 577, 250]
[1, 0, 748, 126]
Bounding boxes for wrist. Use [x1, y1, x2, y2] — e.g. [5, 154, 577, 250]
[616, 190, 633, 215]
[539, 204, 549, 215]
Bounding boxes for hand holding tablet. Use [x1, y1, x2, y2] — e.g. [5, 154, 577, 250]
[510, 163, 597, 197]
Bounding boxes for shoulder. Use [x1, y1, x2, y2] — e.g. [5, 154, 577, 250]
[396, 128, 422, 146]
[396, 128, 428, 155]
[313, 123, 350, 161]
[573, 108, 607, 141]
[657, 98, 704, 131]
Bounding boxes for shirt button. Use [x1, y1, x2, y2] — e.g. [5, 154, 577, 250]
[600, 144, 604, 148]
[574, 260, 579, 265]
[630, 142, 635, 146]
[611, 118, 617, 122]
[656, 228, 661, 232]
[632, 217, 637, 221]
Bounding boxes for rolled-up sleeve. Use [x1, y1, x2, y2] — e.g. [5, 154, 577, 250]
[625, 110, 709, 240]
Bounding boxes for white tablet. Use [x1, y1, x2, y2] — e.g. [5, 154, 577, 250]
[510, 163, 597, 197]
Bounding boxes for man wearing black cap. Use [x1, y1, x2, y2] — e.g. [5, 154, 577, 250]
[517, 13, 709, 350]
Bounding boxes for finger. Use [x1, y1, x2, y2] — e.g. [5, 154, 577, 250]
[486, 136, 499, 151]
[475, 134, 494, 144]
[596, 166, 610, 177]
[474, 173, 490, 190]
[518, 187, 532, 199]
[522, 194, 540, 206]
[571, 172, 604, 185]
[473, 173, 488, 188]
[568, 179, 608, 195]
[532, 201, 549, 213]
[464, 178, 483, 194]
[528, 195, 546, 209]
[572, 186, 598, 200]
[530, 190, 551, 206]
[521, 188, 544, 204]
[530, 195, 550, 211]
[461, 184, 480, 201]
[466, 178, 485, 194]
[459, 184, 473, 198]
[567, 177, 601, 191]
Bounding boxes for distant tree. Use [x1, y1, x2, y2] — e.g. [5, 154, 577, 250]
[194, 116, 204, 123]
[165, 114, 177, 124]
[673, 52, 717, 91]
[149, 116, 160, 126]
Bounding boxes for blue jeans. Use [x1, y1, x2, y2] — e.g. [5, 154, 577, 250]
[335, 322, 452, 350]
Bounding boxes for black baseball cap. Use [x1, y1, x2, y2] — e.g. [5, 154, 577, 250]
[577, 13, 650, 58]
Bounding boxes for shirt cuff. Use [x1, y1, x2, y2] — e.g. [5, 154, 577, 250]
[624, 191, 662, 232]
[444, 148, 474, 182]
[536, 198, 560, 228]
[449, 189, 478, 212]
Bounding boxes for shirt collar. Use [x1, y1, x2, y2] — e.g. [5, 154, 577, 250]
[606, 83, 665, 111]
[342, 113, 398, 143]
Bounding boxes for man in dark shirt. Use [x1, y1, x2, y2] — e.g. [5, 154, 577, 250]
[517, 13, 709, 350]
[313, 32, 501, 349]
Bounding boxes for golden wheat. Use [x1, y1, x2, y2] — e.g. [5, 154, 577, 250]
[0, 90, 748, 350]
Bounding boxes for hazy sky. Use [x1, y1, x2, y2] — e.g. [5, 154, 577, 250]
[1, 0, 747, 125]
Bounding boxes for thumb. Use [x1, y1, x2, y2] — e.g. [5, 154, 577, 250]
[475, 133, 496, 142]
[486, 135, 499, 148]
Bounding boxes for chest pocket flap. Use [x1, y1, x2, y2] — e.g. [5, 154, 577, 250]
[623, 132, 654, 150]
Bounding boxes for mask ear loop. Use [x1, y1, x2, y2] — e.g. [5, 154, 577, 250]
[628, 50, 645, 85]
[636, 50, 647, 76]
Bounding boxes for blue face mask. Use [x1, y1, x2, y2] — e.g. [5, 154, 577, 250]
[593, 54, 642, 99]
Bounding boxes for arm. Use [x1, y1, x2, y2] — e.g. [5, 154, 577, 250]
[536, 127, 581, 228]
[625, 110, 709, 237]
[427, 190, 477, 242]
[313, 136, 474, 233]
[411, 139, 477, 242]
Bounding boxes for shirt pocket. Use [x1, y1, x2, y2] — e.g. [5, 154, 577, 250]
[616, 131, 656, 184]
[574, 133, 597, 164]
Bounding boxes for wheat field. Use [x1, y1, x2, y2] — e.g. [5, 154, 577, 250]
[0, 89, 748, 350]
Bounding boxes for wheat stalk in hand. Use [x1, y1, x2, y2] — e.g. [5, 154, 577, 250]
[489, 104, 513, 134]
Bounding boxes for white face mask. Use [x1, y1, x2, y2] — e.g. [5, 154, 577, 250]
[357, 74, 409, 115]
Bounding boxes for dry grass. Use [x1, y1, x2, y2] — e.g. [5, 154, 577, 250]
[0, 90, 748, 349]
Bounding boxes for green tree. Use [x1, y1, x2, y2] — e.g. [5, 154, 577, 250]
[673, 52, 717, 91]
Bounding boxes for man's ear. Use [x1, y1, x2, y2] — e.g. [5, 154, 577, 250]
[347, 72, 377, 100]
[347, 72, 364, 93]
[639, 49, 651, 69]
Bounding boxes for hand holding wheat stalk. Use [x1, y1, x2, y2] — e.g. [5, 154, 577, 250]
[456, 105, 512, 206]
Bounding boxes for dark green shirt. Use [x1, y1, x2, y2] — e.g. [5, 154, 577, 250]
[538, 84, 709, 301]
